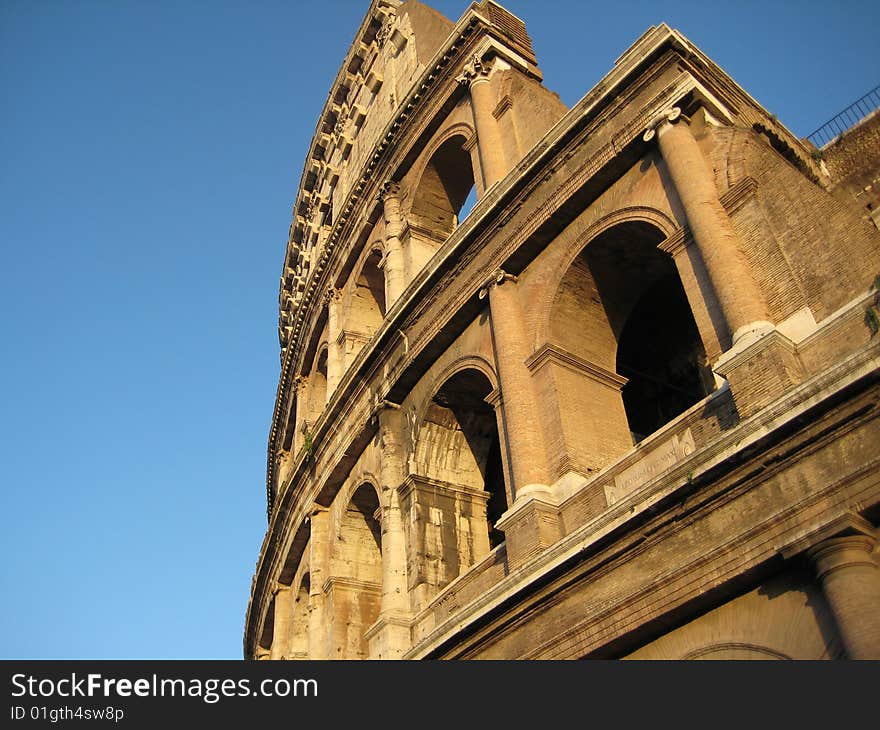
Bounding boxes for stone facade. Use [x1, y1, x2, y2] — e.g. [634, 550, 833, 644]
[245, 0, 880, 660]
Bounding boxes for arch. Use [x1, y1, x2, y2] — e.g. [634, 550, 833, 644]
[547, 219, 714, 445]
[536, 206, 679, 349]
[408, 122, 476, 195]
[682, 642, 792, 660]
[409, 131, 477, 242]
[334, 472, 383, 515]
[305, 344, 329, 426]
[412, 367, 507, 550]
[329, 481, 383, 658]
[346, 247, 386, 336]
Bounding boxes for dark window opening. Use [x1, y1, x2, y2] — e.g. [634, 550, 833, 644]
[616, 275, 714, 443]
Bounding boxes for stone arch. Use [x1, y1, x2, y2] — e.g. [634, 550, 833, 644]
[407, 122, 476, 200]
[346, 245, 387, 337]
[408, 127, 477, 244]
[546, 218, 714, 447]
[682, 642, 792, 660]
[305, 344, 329, 426]
[535, 206, 679, 350]
[328, 481, 382, 658]
[335, 471, 384, 514]
[405, 367, 506, 608]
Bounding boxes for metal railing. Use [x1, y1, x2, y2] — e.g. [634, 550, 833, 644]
[806, 85, 880, 148]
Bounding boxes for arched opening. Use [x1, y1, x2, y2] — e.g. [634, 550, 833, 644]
[306, 346, 328, 425]
[349, 249, 386, 336]
[547, 221, 714, 470]
[410, 367, 507, 600]
[288, 573, 310, 659]
[330, 484, 382, 658]
[615, 276, 715, 442]
[432, 370, 506, 548]
[410, 134, 476, 243]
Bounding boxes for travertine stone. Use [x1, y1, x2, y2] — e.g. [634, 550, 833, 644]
[307, 507, 330, 660]
[653, 113, 770, 346]
[380, 182, 407, 305]
[483, 272, 550, 495]
[269, 586, 292, 660]
[463, 58, 508, 189]
[808, 534, 880, 659]
[325, 288, 343, 393]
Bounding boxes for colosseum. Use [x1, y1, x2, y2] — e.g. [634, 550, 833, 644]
[244, 0, 880, 660]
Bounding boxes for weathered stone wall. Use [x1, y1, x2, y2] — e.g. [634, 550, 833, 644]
[822, 110, 880, 227]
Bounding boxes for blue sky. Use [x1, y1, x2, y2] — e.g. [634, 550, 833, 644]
[1, 0, 877, 659]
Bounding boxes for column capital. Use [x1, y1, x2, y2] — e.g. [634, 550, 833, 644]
[322, 287, 342, 306]
[808, 535, 878, 580]
[457, 54, 492, 87]
[478, 269, 518, 299]
[643, 106, 683, 142]
[377, 180, 401, 205]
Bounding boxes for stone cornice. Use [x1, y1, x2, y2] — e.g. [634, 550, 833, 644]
[321, 576, 383, 595]
[525, 343, 628, 389]
[398, 474, 491, 502]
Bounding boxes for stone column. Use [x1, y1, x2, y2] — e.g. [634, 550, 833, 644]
[269, 586, 292, 660]
[324, 288, 343, 393]
[367, 403, 411, 658]
[646, 108, 770, 345]
[482, 271, 561, 567]
[461, 56, 507, 190]
[378, 404, 409, 618]
[808, 534, 880, 659]
[307, 506, 330, 659]
[481, 270, 550, 497]
[379, 182, 407, 306]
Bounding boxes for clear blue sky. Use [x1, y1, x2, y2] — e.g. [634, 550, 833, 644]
[1, 0, 877, 659]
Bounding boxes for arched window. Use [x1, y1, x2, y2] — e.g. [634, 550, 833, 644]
[306, 346, 328, 425]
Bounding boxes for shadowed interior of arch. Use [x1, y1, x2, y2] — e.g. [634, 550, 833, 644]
[410, 134, 476, 240]
[586, 222, 715, 442]
[550, 220, 715, 451]
[307, 347, 329, 423]
[424, 369, 506, 549]
[331, 484, 382, 658]
[350, 250, 386, 336]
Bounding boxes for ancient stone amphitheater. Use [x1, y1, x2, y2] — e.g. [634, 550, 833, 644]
[245, 0, 880, 659]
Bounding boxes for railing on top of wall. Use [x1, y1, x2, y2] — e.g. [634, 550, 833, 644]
[806, 85, 880, 148]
